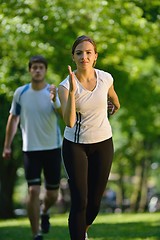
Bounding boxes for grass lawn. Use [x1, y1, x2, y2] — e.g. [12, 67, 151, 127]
[0, 212, 160, 240]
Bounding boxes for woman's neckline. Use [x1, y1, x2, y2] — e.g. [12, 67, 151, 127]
[73, 69, 98, 92]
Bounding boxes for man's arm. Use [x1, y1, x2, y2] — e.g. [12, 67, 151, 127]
[2, 114, 20, 159]
[50, 85, 62, 117]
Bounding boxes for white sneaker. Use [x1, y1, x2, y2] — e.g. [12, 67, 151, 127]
[85, 232, 89, 240]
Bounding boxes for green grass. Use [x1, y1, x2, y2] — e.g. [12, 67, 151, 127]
[0, 212, 160, 240]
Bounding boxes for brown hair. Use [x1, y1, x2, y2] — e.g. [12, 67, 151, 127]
[28, 55, 48, 69]
[71, 35, 97, 55]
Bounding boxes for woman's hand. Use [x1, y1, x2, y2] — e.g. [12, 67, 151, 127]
[68, 65, 76, 94]
[58, 66, 77, 128]
[107, 98, 116, 115]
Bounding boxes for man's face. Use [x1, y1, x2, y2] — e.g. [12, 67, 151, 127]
[29, 62, 47, 83]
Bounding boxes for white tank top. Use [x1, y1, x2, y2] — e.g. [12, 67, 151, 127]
[59, 69, 113, 144]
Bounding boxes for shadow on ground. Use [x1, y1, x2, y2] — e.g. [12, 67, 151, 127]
[0, 220, 160, 240]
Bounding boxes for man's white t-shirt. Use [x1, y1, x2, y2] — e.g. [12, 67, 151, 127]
[59, 69, 113, 144]
[10, 83, 62, 151]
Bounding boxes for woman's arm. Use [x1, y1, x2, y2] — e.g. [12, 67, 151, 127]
[108, 84, 120, 114]
[58, 66, 76, 128]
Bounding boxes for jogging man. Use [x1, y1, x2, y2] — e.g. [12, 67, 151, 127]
[2, 55, 62, 240]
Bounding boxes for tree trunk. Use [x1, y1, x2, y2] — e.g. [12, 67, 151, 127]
[130, 158, 148, 212]
[117, 164, 126, 212]
[0, 158, 18, 218]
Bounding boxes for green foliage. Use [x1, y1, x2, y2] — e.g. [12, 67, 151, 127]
[0, 0, 160, 214]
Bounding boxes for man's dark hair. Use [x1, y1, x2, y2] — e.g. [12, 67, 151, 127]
[28, 55, 48, 69]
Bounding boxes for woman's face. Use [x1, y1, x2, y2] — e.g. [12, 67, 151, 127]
[72, 41, 98, 70]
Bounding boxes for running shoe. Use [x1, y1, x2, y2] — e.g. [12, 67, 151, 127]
[40, 214, 50, 233]
[85, 232, 89, 240]
[33, 233, 43, 240]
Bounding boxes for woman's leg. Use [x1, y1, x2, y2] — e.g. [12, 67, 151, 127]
[86, 138, 114, 226]
[62, 139, 88, 240]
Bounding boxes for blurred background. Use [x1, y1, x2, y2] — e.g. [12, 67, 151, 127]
[0, 0, 160, 219]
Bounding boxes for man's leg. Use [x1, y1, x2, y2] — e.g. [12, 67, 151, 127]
[27, 185, 41, 236]
[23, 151, 43, 239]
[40, 148, 61, 233]
[40, 189, 59, 233]
[41, 189, 59, 214]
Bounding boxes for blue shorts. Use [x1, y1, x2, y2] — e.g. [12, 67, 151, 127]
[23, 148, 61, 190]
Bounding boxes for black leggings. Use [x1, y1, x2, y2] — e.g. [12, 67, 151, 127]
[62, 138, 114, 240]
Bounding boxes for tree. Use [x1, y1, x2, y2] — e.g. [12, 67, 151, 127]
[0, 0, 160, 217]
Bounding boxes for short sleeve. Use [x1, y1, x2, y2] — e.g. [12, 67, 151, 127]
[59, 76, 70, 90]
[10, 88, 22, 115]
[96, 69, 113, 89]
